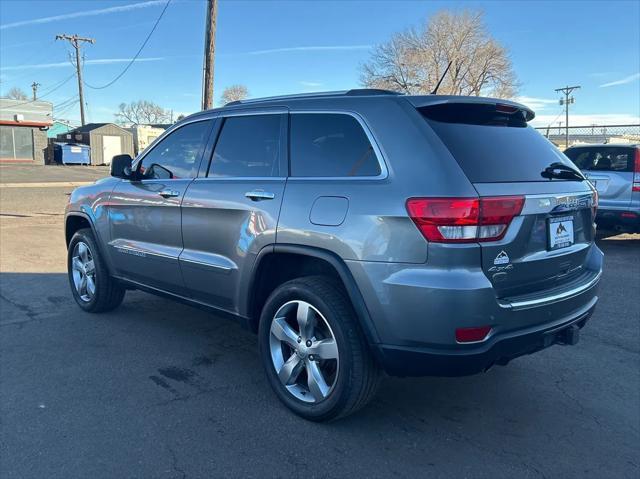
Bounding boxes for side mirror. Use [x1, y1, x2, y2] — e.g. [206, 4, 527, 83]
[111, 154, 134, 179]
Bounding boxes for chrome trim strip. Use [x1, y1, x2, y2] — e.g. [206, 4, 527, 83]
[179, 257, 233, 271]
[498, 270, 602, 310]
[110, 243, 175, 261]
[521, 191, 595, 215]
[194, 177, 286, 182]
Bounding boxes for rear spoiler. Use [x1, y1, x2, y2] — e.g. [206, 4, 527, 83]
[406, 95, 535, 122]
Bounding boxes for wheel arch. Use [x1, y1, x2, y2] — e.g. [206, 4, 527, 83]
[65, 212, 94, 246]
[65, 212, 114, 275]
[245, 244, 381, 346]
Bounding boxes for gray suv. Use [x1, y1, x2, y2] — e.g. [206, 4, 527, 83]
[65, 90, 603, 421]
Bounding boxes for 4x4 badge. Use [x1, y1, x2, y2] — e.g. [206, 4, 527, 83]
[494, 250, 510, 265]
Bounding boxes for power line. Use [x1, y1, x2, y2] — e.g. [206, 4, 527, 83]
[55, 99, 80, 119]
[54, 94, 80, 110]
[4, 72, 77, 107]
[84, 0, 171, 90]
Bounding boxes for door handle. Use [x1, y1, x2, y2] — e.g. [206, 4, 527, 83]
[245, 190, 275, 201]
[158, 189, 180, 198]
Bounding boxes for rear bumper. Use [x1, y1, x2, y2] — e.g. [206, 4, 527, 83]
[347, 244, 603, 377]
[376, 296, 597, 377]
[596, 209, 640, 232]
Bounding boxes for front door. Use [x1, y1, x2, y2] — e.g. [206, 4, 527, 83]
[180, 112, 287, 312]
[108, 119, 214, 294]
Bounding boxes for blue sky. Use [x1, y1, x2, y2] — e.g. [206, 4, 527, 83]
[1, 0, 639, 126]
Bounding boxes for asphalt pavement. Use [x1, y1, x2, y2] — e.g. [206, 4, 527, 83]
[0, 167, 638, 478]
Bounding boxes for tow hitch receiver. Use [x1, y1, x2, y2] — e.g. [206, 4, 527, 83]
[557, 324, 580, 346]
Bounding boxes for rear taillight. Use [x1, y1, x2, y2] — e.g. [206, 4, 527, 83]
[633, 148, 640, 192]
[406, 196, 524, 243]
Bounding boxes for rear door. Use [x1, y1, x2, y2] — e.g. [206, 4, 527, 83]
[565, 146, 635, 210]
[418, 101, 597, 299]
[180, 111, 287, 313]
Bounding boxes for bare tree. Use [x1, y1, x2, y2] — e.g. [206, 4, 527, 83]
[220, 85, 249, 105]
[6, 87, 29, 100]
[115, 100, 171, 125]
[360, 10, 518, 98]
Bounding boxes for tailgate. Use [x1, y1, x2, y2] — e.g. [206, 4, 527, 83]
[474, 183, 596, 298]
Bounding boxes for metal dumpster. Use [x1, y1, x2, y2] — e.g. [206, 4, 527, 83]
[53, 143, 91, 165]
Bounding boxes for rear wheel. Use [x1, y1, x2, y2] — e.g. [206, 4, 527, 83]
[258, 276, 380, 421]
[67, 228, 125, 313]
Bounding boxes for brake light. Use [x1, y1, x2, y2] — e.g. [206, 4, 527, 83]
[633, 148, 640, 192]
[406, 196, 524, 243]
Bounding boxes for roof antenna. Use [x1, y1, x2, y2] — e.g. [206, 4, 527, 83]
[431, 60, 453, 95]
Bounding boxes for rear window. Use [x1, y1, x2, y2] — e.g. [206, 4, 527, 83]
[420, 103, 576, 183]
[564, 146, 635, 172]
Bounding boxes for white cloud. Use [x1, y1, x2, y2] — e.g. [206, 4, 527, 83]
[1, 57, 164, 71]
[299, 81, 324, 87]
[514, 96, 558, 111]
[245, 45, 371, 55]
[530, 113, 640, 127]
[599, 72, 640, 88]
[588, 71, 617, 78]
[0, 0, 166, 30]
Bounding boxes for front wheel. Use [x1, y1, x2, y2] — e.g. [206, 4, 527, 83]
[258, 276, 380, 421]
[67, 228, 125, 313]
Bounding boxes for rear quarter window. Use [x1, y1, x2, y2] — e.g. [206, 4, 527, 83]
[290, 113, 381, 177]
[420, 103, 577, 183]
[564, 146, 635, 172]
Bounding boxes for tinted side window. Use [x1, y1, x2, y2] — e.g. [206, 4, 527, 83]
[208, 115, 282, 177]
[290, 113, 381, 177]
[565, 147, 634, 172]
[140, 120, 212, 180]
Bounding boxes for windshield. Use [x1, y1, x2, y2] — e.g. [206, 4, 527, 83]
[420, 104, 579, 183]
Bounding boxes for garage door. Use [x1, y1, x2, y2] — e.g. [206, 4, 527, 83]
[102, 135, 121, 165]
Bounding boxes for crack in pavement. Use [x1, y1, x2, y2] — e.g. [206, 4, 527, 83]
[167, 445, 186, 479]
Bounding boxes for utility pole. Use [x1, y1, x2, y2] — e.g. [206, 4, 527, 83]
[31, 82, 41, 101]
[56, 34, 95, 126]
[554, 85, 580, 148]
[202, 0, 217, 110]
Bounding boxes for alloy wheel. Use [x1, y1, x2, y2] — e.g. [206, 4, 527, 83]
[269, 300, 339, 403]
[71, 241, 96, 302]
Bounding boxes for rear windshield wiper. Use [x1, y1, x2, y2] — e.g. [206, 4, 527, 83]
[541, 162, 585, 181]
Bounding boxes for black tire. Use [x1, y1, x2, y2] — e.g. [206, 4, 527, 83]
[67, 228, 125, 313]
[258, 275, 380, 421]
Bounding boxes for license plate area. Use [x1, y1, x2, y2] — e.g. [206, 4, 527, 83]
[548, 215, 574, 250]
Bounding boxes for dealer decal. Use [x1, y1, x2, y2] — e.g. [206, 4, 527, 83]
[494, 250, 510, 265]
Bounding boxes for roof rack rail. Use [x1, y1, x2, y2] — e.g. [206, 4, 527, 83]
[224, 88, 402, 106]
[344, 88, 403, 96]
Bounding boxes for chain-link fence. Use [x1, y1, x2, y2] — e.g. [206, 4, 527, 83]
[535, 124, 640, 150]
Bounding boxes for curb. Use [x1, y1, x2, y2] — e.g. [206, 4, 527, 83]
[0, 182, 94, 188]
